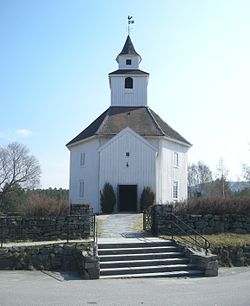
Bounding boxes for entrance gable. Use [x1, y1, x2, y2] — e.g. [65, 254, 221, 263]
[99, 127, 157, 212]
[98, 127, 157, 153]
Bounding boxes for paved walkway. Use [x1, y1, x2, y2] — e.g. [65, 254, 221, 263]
[1, 267, 250, 306]
[97, 213, 145, 238]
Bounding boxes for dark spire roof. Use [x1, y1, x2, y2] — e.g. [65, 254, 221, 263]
[66, 107, 191, 147]
[116, 35, 142, 62]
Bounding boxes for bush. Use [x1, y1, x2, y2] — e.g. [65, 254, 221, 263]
[0, 184, 27, 214]
[175, 197, 250, 216]
[140, 187, 155, 212]
[21, 192, 69, 217]
[100, 183, 116, 213]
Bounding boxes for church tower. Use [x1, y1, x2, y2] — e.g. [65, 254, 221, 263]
[109, 35, 149, 107]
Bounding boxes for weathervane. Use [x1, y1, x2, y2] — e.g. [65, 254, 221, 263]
[127, 16, 134, 35]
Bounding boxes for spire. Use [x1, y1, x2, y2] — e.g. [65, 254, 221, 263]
[116, 35, 142, 63]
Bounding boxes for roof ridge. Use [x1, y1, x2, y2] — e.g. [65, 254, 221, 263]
[149, 109, 192, 146]
[147, 107, 165, 136]
[96, 107, 110, 135]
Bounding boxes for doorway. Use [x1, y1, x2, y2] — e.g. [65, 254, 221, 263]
[118, 185, 137, 212]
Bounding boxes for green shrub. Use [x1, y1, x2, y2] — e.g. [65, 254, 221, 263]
[140, 186, 155, 212]
[100, 183, 116, 213]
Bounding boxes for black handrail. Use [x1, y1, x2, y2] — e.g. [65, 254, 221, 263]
[92, 214, 98, 256]
[168, 213, 210, 256]
[0, 218, 3, 248]
[93, 214, 97, 244]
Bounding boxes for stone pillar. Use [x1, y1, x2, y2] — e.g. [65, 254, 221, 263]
[190, 253, 218, 277]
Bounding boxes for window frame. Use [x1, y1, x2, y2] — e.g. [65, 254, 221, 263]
[125, 77, 133, 89]
[173, 152, 179, 168]
[79, 180, 84, 198]
[173, 181, 178, 200]
[80, 152, 85, 167]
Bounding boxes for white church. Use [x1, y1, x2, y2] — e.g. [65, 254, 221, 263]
[67, 35, 191, 213]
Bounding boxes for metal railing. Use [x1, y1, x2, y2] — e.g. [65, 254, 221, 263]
[92, 214, 98, 256]
[143, 208, 210, 255]
[168, 214, 210, 256]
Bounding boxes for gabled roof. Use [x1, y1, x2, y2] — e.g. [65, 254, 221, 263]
[66, 107, 191, 147]
[116, 35, 142, 62]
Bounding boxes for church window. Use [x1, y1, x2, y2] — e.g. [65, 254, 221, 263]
[174, 152, 179, 167]
[80, 152, 85, 166]
[173, 181, 178, 199]
[126, 59, 132, 65]
[126, 152, 130, 157]
[125, 77, 133, 89]
[79, 181, 84, 198]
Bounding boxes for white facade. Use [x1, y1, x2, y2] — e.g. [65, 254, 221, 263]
[69, 138, 100, 212]
[68, 133, 189, 213]
[155, 139, 189, 204]
[67, 35, 191, 213]
[99, 128, 157, 212]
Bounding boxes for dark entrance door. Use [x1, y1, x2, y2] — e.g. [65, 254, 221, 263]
[118, 185, 137, 212]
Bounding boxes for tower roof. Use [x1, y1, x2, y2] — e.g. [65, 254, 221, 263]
[116, 35, 142, 62]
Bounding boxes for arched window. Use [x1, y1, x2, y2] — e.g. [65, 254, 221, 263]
[125, 77, 133, 89]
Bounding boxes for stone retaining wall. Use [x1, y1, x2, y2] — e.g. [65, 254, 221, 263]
[70, 204, 91, 216]
[177, 214, 250, 234]
[0, 243, 100, 279]
[0, 210, 93, 243]
[211, 245, 250, 267]
[151, 205, 250, 234]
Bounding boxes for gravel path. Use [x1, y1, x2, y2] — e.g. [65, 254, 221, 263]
[97, 213, 144, 238]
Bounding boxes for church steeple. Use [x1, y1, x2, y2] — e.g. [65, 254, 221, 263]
[109, 35, 149, 107]
[116, 35, 142, 68]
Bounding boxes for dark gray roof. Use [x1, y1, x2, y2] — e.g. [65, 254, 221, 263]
[66, 107, 191, 146]
[117, 35, 141, 58]
[109, 69, 149, 75]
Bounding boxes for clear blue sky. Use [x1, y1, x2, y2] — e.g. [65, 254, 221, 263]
[1, 0, 250, 188]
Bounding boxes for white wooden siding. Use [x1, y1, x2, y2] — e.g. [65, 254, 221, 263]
[99, 128, 157, 212]
[69, 139, 100, 213]
[110, 75, 148, 107]
[156, 139, 188, 203]
[118, 55, 140, 69]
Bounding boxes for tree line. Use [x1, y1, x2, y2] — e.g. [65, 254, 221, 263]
[188, 159, 250, 198]
[0, 142, 68, 215]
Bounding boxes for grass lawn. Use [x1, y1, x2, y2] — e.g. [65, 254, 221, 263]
[202, 233, 250, 248]
[160, 233, 250, 249]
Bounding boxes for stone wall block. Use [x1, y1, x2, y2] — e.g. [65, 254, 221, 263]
[190, 253, 218, 277]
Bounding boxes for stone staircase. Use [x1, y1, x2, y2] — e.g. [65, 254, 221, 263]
[98, 238, 204, 279]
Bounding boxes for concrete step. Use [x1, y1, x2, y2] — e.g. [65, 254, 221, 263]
[100, 257, 189, 268]
[100, 264, 202, 276]
[97, 239, 204, 279]
[98, 240, 175, 249]
[99, 251, 185, 262]
[100, 269, 204, 279]
[98, 246, 178, 255]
